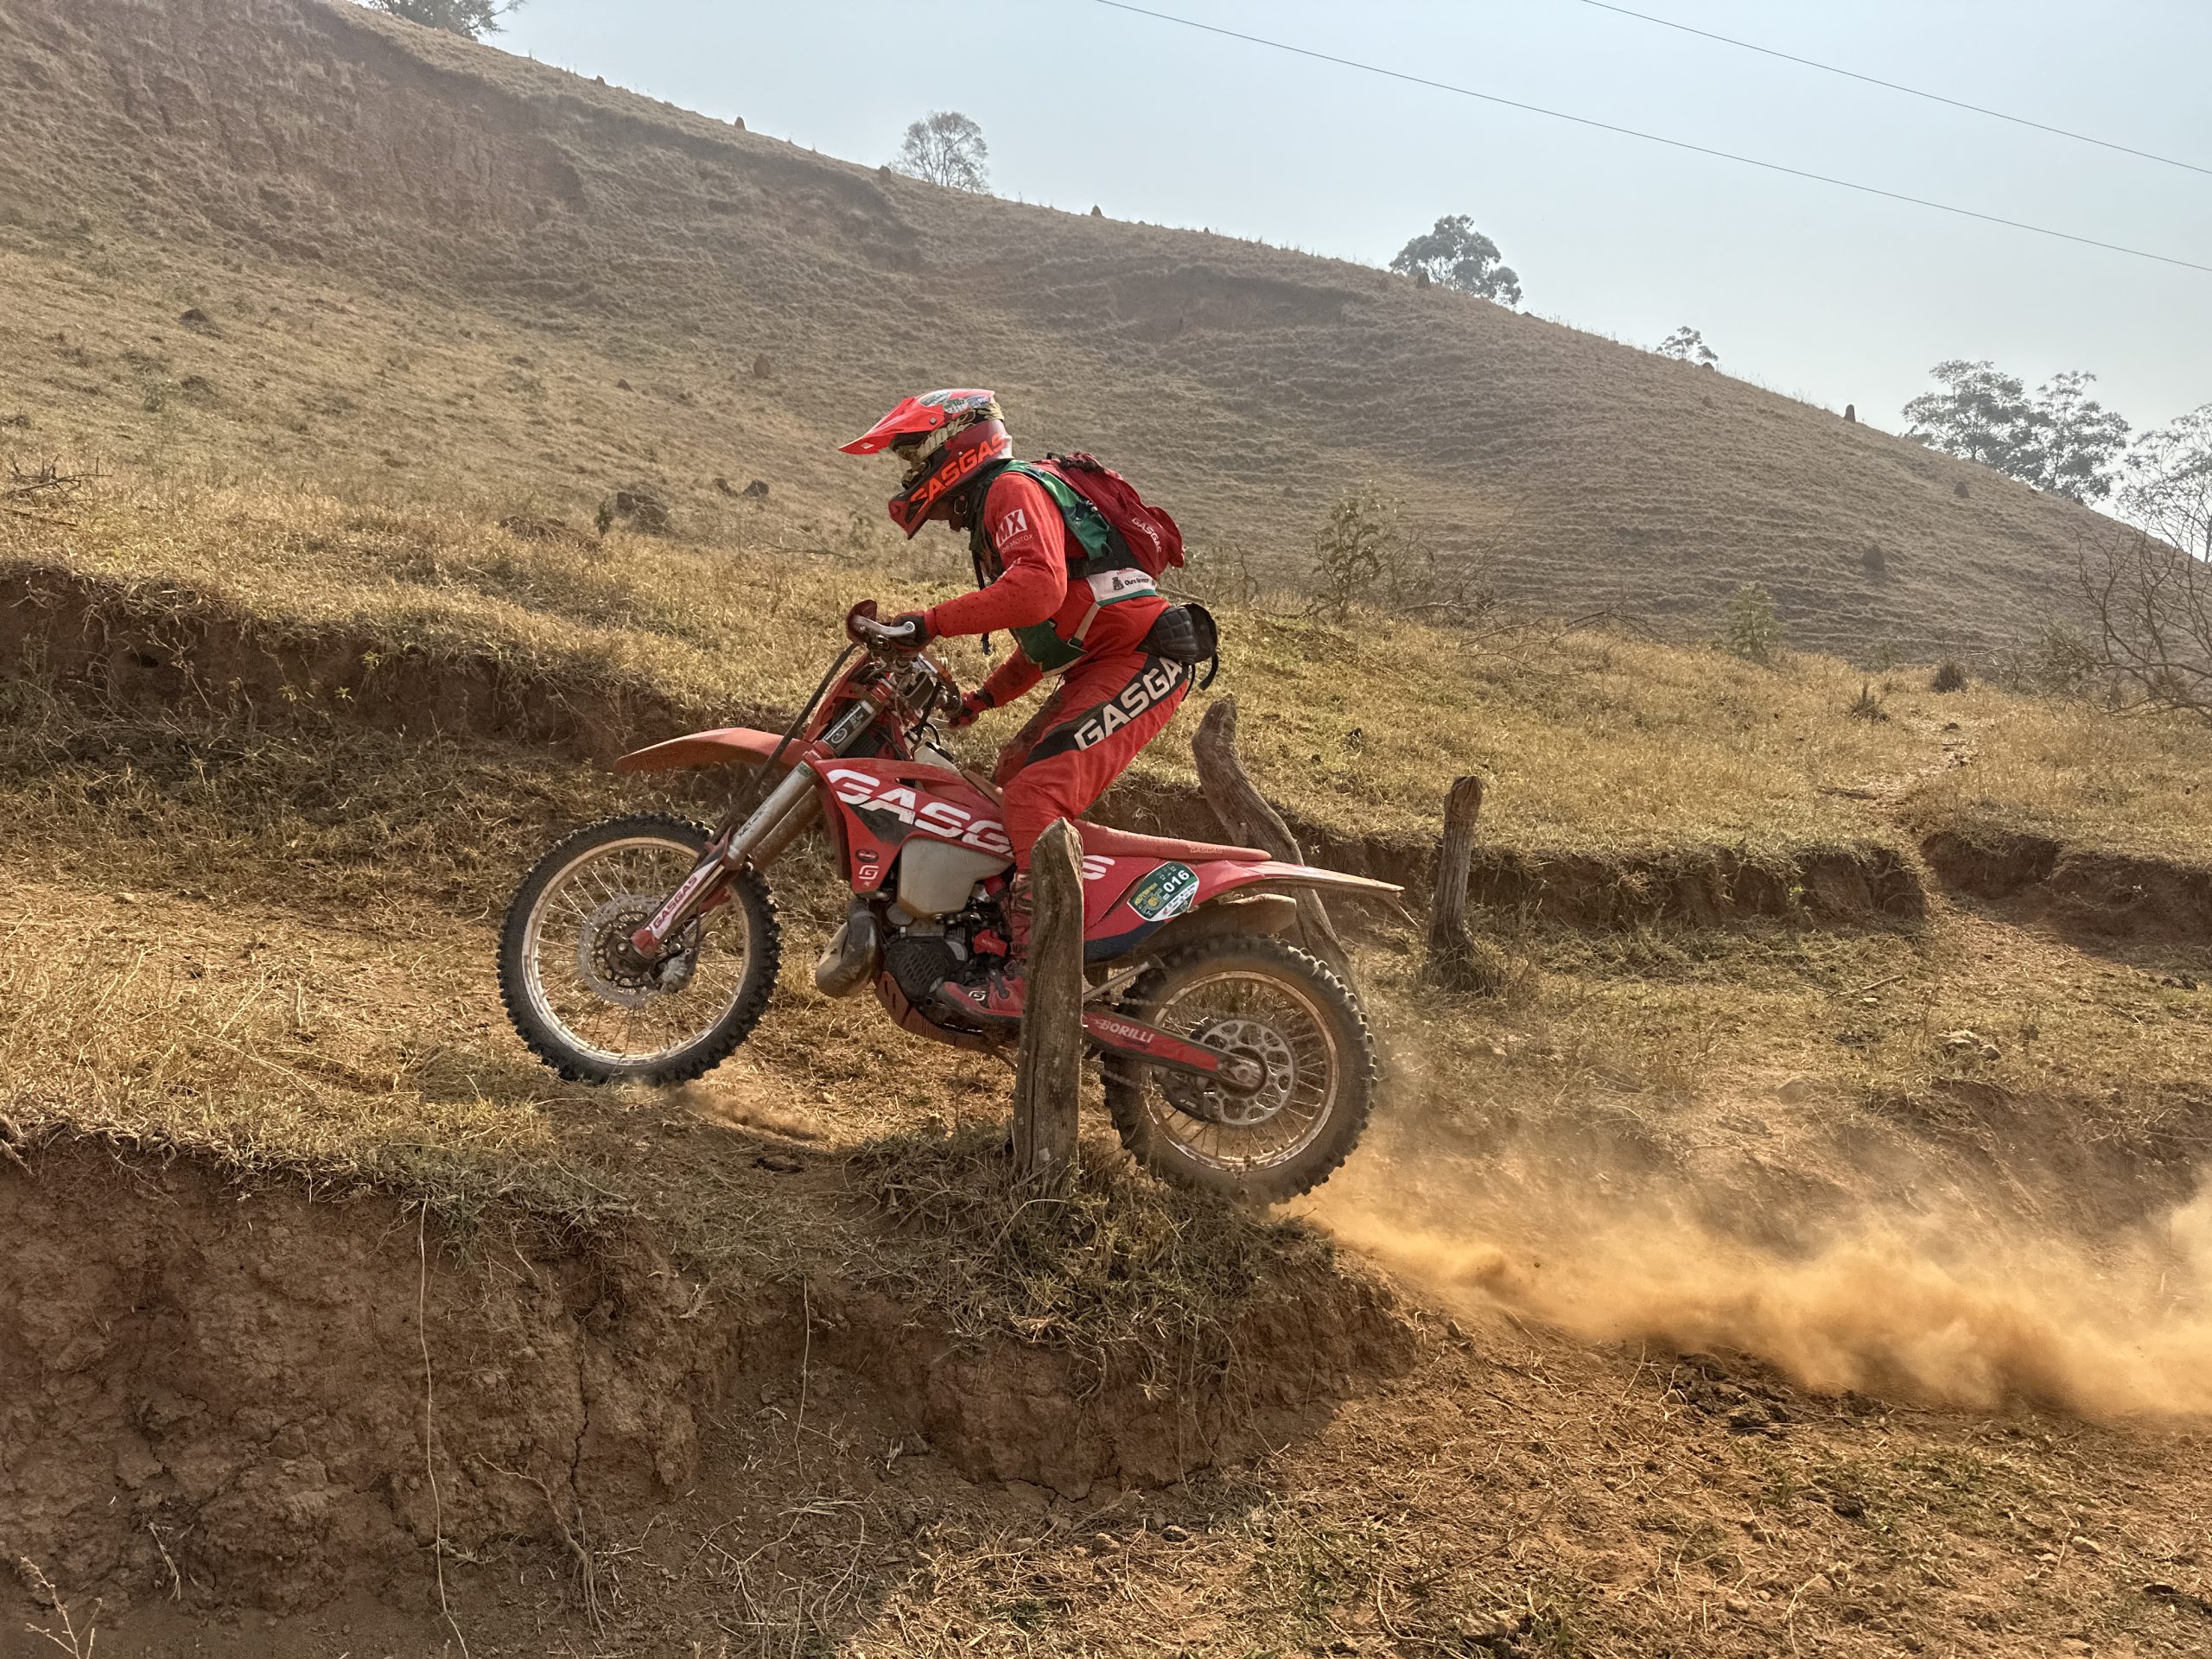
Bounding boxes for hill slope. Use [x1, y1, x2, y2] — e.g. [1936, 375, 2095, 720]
[0, 0, 2120, 657]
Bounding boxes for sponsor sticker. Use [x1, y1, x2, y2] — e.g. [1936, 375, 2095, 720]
[1085, 569, 1156, 602]
[1124, 861, 1198, 923]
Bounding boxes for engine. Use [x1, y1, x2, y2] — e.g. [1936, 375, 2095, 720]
[881, 893, 1007, 1007]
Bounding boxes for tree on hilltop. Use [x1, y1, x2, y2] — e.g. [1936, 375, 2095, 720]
[1903, 359, 2131, 504]
[358, 0, 523, 39]
[893, 111, 990, 192]
[1903, 359, 2038, 474]
[1656, 326, 1719, 367]
[1389, 215, 1522, 306]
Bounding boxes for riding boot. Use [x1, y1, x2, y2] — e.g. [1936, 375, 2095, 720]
[931, 875, 1030, 1026]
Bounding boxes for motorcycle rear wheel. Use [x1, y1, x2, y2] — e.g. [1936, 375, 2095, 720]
[1102, 934, 1376, 1203]
[499, 814, 780, 1085]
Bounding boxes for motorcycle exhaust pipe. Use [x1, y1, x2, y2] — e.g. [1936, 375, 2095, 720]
[813, 900, 882, 998]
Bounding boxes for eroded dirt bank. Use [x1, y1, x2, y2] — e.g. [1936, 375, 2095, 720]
[0, 1135, 1413, 1611]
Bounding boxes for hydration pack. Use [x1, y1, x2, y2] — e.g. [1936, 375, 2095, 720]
[1033, 453, 1185, 580]
[969, 454, 1185, 584]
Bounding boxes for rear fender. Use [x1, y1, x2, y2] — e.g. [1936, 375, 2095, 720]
[1206, 861, 1405, 905]
[616, 727, 794, 774]
[1082, 860, 1402, 964]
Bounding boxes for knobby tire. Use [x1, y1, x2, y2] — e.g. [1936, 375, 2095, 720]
[497, 813, 781, 1085]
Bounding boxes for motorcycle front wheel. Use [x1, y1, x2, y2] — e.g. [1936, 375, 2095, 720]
[1102, 934, 1376, 1203]
[498, 814, 781, 1085]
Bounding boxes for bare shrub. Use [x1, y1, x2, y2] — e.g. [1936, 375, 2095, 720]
[1930, 659, 1969, 693]
[1173, 539, 1267, 609]
[1991, 622, 2103, 699]
[1716, 582, 1784, 665]
[2081, 524, 2212, 721]
[1305, 484, 1490, 623]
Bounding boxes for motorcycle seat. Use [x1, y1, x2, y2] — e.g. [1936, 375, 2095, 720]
[1075, 822, 1272, 865]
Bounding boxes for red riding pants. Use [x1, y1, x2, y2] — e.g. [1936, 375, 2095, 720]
[993, 650, 1192, 870]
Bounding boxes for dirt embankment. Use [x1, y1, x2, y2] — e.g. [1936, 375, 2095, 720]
[1107, 774, 1925, 929]
[0, 1135, 1412, 1611]
[0, 563, 716, 763]
[1922, 825, 2212, 947]
[3, 562, 1927, 929]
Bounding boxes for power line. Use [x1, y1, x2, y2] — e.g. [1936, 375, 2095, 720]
[1573, 0, 2212, 180]
[1086, 0, 2212, 278]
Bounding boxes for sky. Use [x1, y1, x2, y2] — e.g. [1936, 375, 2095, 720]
[495, 0, 2212, 437]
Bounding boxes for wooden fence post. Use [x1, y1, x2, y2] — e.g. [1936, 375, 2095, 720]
[1426, 774, 1490, 990]
[1012, 817, 1083, 1191]
[1192, 696, 1355, 982]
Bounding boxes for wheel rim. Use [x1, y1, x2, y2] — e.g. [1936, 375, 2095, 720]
[1139, 967, 1342, 1173]
[519, 834, 756, 1071]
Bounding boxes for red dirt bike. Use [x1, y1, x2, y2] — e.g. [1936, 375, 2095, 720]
[498, 612, 1401, 1200]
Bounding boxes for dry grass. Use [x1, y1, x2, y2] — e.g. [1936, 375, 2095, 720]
[20, 474, 2208, 877]
[1901, 692, 2212, 863]
[3, 6, 2209, 1651]
[852, 1126, 1337, 1378]
[0, 479, 1985, 861]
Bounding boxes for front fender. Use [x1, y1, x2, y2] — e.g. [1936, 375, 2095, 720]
[615, 727, 790, 774]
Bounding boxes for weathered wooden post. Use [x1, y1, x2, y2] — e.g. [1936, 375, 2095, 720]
[1192, 696, 1354, 981]
[1012, 817, 1083, 1191]
[1426, 774, 1490, 990]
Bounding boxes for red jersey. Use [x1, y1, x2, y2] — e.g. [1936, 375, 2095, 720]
[921, 471, 1169, 709]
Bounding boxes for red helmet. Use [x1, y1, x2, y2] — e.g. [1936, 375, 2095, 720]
[841, 389, 1012, 537]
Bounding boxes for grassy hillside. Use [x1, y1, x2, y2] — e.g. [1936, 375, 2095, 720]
[5, 493, 2212, 1654]
[0, 0, 2127, 658]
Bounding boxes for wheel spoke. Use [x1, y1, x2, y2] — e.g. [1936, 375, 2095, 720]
[1136, 967, 1341, 1171]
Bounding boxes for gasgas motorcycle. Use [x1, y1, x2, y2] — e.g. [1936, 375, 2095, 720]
[498, 609, 1402, 1200]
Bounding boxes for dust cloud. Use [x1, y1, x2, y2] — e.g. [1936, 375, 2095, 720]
[1319, 1173, 2212, 1423]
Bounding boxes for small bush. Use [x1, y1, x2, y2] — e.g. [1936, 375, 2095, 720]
[1307, 485, 1406, 621]
[1305, 485, 1487, 623]
[1718, 582, 1785, 665]
[1847, 682, 1889, 721]
[1930, 659, 1968, 693]
[1175, 539, 1266, 608]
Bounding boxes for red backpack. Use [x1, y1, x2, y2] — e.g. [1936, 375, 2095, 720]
[1027, 452, 1185, 581]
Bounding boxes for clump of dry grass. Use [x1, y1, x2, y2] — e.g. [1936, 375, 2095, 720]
[849, 1125, 1338, 1380]
[0, 677, 630, 914]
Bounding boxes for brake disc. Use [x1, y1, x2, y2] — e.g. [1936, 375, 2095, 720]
[1160, 1016, 1298, 1128]
[575, 894, 696, 1009]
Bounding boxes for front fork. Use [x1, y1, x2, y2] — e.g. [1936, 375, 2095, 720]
[630, 763, 823, 957]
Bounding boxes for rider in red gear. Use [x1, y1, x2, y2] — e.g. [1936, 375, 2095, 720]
[841, 390, 1194, 1023]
